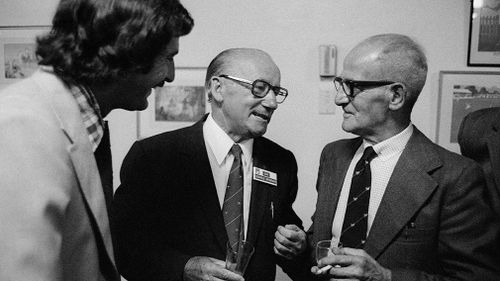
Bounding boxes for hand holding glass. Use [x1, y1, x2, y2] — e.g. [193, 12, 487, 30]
[225, 241, 255, 276]
[316, 236, 342, 274]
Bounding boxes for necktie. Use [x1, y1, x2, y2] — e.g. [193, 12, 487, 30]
[222, 144, 244, 249]
[94, 121, 113, 214]
[340, 146, 377, 248]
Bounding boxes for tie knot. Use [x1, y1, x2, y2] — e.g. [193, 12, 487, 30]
[231, 144, 242, 159]
[361, 146, 377, 163]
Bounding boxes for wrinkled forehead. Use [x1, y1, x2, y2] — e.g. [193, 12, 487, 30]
[342, 44, 393, 81]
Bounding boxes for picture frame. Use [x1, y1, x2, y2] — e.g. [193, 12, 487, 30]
[0, 25, 51, 90]
[436, 71, 500, 153]
[467, 0, 500, 66]
[137, 67, 208, 139]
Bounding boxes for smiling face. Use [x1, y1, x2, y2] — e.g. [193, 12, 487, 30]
[211, 49, 281, 142]
[114, 37, 179, 111]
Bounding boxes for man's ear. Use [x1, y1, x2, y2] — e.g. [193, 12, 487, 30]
[388, 83, 406, 110]
[209, 76, 224, 103]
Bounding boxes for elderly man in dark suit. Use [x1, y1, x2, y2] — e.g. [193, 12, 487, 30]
[458, 107, 500, 215]
[112, 48, 307, 281]
[306, 34, 500, 281]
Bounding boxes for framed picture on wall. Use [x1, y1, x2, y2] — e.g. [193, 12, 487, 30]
[137, 67, 208, 139]
[467, 0, 500, 66]
[0, 25, 51, 90]
[436, 71, 500, 153]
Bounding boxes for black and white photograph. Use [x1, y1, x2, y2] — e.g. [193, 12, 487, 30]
[2, 1, 500, 281]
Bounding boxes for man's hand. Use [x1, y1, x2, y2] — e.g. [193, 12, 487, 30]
[183, 256, 244, 281]
[311, 247, 391, 281]
[273, 224, 307, 260]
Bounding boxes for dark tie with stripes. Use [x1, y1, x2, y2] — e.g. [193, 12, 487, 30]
[223, 144, 244, 248]
[340, 146, 377, 248]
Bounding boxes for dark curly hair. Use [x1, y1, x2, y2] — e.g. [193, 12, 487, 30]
[37, 0, 193, 84]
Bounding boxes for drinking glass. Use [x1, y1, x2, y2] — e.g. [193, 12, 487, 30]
[315, 236, 342, 273]
[225, 241, 255, 276]
[316, 240, 335, 264]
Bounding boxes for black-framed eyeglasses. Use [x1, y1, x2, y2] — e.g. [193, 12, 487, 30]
[219, 74, 288, 104]
[332, 75, 396, 99]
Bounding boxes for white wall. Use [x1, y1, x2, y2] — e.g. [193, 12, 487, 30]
[159, 0, 499, 229]
[2, 1, 499, 280]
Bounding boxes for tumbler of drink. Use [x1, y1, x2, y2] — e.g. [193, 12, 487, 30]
[225, 240, 255, 276]
[316, 236, 341, 274]
[316, 240, 335, 264]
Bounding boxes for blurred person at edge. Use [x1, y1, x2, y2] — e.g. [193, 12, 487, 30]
[458, 107, 500, 216]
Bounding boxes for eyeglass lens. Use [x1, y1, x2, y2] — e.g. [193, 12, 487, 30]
[333, 79, 351, 97]
[252, 80, 287, 103]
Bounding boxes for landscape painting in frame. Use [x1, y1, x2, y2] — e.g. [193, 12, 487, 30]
[436, 71, 500, 153]
[137, 67, 208, 139]
[0, 26, 50, 89]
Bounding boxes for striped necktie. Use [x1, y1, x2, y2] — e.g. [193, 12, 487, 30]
[340, 146, 377, 248]
[222, 144, 244, 248]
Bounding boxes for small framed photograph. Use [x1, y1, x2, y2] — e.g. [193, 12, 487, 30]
[0, 25, 51, 89]
[436, 71, 500, 153]
[467, 0, 500, 66]
[137, 67, 208, 139]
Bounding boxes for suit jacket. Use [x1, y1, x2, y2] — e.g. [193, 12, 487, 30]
[112, 116, 304, 281]
[306, 127, 500, 281]
[458, 107, 500, 215]
[0, 70, 119, 281]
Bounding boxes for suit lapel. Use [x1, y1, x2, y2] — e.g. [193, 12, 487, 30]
[67, 135, 116, 260]
[183, 118, 228, 252]
[316, 139, 361, 242]
[246, 139, 271, 246]
[365, 129, 440, 258]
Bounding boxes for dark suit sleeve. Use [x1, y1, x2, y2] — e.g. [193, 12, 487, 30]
[391, 162, 500, 281]
[457, 112, 473, 157]
[112, 141, 191, 281]
[457, 109, 500, 215]
[274, 150, 316, 281]
[285, 146, 335, 281]
[303, 145, 337, 281]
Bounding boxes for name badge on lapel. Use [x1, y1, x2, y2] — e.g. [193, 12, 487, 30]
[253, 167, 277, 186]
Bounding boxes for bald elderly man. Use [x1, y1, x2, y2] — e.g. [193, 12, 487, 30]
[305, 34, 500, 281]
[112, 48, 307, 281]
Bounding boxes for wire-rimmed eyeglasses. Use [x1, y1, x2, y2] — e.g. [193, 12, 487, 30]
[219, 74, 288, 104]
[332, 75, 396, 100]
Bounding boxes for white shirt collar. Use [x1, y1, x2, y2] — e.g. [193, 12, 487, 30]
[363, 123, 414, 161]
[204, 114, 253, 164]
